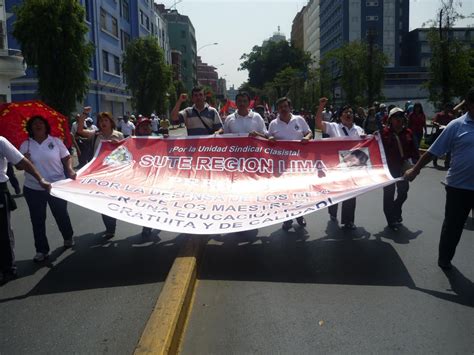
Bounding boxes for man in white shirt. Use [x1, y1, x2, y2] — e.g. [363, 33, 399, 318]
[315, 97, 365, 230]
[223, 92, 267, 136]
[150, 113, 159, 134]
[0, 137, 50, 284]
[268, 97, 313, 231]
[120, 115, 135, 137]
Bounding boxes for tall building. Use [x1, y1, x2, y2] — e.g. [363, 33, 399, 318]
[319, 0, 409, 67]
[163, 9, 197, 93]
[303, 0, 320, 68]
[263, 28, 287, 46]
[0, 2, 25, 103]
[6, 0, 168, 116]
[197, 56, 218, 93]
[291, 6, 305, 50]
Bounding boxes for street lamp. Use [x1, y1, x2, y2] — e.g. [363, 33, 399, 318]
[197, 42, 218, 52]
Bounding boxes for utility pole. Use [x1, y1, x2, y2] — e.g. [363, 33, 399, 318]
[366, 28, 376, 107]
[439, 9, 450, 107]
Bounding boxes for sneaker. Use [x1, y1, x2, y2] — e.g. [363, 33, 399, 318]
[102, 232, 115, 239]
[343, 222, 356, 230]
[63, 239, 74, 248]
[296, 217, 307, 227]
[33, 252, 49, 262]
[388, 223, 399, 231]
[438, 259, 453, 270]
[282, 220, 293, 231]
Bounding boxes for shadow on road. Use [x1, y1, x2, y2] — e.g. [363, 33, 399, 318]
[0, 232, 186, 303]
[203, 224, 473, 307]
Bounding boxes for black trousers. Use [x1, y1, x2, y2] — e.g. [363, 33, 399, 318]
[383, 180, 409, 225]
[439, 186, 474, 263]
[102, 214, 116, 234]
[6, 163, 20, 193]
[24, 186, 74, 254]
[328, 198, 356, 224]
[0, 184, 15, 272]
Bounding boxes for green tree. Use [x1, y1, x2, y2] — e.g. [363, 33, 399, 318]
[425, 1, 474, 108]
[13, 0, 94, 117]
[239, 40, 312, 88]
[122, 36, 172, 115]
[322, 41, 388, 106]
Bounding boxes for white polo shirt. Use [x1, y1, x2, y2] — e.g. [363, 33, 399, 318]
[0, 137, 24, 183]
[268, 114, 311, 140]
[121, 121, 135, 136]
[223, 110, 267, 135]
[324, 122, 364, 138]
[20, 136, 70, 190]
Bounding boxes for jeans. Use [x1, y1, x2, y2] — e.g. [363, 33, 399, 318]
[24, 186, 74, 254]
[439, 186, 474, 263]
[328, 198, 356, 224]
[383, 180, 409, 225]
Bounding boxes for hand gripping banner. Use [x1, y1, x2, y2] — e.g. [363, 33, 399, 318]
[52, 135, 397, 234]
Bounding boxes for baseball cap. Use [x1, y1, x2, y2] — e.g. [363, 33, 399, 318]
[389, 107, 404, 118]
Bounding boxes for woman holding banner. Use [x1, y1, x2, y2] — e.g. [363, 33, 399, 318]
[315, 97, 365, 230]
[20, 116, 76, 262]
[76, 109, 124, 239]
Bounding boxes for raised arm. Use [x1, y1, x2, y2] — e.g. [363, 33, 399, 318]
[76, 107, 95, 139]
[171, 93, 188, 123]
[315, 97, 328, 132]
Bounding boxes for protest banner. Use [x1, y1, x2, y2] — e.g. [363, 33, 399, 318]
[52, 135, 397, 234]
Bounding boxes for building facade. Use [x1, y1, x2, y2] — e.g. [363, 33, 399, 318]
[197, 56, 218, 93]
[0, 0, 25, 103]
[163, 9, 197, 93]
[319, 0, 409, 67]
[291, 6, 305, 51]
[6, 0, 168, 117]
[303, 0, 320, 68]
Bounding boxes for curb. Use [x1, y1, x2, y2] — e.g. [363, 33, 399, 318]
[134, 236, 204, 355]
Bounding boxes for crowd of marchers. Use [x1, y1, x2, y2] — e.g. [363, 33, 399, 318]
[1, 86, 473, 285]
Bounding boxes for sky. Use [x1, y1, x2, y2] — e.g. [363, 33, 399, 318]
[163, 0, 474, 89]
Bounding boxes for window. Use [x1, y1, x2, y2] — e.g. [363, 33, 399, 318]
[0, 21, 5, 50]
[121, 0, 130, 21]
[85, 0, 91, 22]
[146, 16, 149, 30]
[113, 55, 120, 75]
[140, 10, 144, 25]
[366, 1, 378, 6]
[111, 17, 118, 37]
[102, 50, 109, 72]
[121, 30, 130, 50]
[100, 8, 106, 30]
[366, 15, 378, 21]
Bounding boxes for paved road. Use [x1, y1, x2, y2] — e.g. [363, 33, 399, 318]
[182, 165, 474, 354]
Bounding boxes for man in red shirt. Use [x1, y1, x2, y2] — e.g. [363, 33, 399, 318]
[432, 103, 455, 168]
[380, 107, 419, 231]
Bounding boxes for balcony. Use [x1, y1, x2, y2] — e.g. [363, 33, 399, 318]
[0, 48, 26, 79]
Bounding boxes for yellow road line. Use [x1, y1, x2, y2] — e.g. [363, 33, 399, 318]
[135, 236, 203, 355]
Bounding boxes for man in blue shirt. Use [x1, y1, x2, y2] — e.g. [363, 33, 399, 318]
[405, 88, 474, 270]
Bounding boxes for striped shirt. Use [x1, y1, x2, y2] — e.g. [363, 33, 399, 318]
[178, 104, 223, 136]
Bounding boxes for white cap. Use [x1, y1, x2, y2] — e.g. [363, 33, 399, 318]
[389, 107, 404, 118]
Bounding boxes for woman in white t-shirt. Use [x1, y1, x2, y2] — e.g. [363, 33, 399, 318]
[316, 97, 365, 230]
[20, 116, 76, 262]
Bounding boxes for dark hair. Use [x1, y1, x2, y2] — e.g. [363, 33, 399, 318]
[347, 149, 369, 166]
[276, 97, 292, 108]
[466, 88, 474, 104]
[235, 91, 251, 102]
[26, 115, 51, 137]
[191, 86, 204, 95]
[97, 112, 116, 130]
[337, 105, 353, 119]
[413, 102, 424, 114]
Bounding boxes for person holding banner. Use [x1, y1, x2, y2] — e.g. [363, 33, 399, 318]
[223, 92, 267, 137]
[1, 136, 51, 284]
[19, 116, 76, 262]
[315, 97, 365, 230]
[171, 86, 224, 136]
[405, 88, 474, 270]
[76, 109, 124, 239]
[380, 107, 419, 231]
[268, 97, 312, 231]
